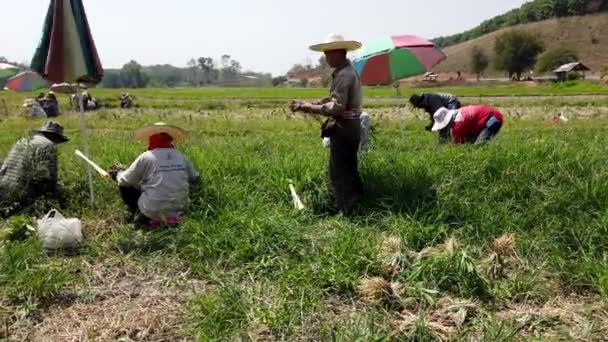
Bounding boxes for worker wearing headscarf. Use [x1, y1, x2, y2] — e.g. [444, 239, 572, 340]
[108, 122, 200, 226]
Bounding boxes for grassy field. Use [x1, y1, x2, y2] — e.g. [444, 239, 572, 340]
[1, 81, 608, 113]
[1, 91, 608, 340]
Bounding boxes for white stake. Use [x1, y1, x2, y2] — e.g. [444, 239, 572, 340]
[75, 150, 109, 177]
[289, 183, 306, 211]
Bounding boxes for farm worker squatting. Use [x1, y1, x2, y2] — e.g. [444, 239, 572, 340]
[291, 34, 364, 214]
[431, 105, 504, 145]
[409, 93, 462, 142]
[0, 121, 70, 216]
[107, 122, 200, 226]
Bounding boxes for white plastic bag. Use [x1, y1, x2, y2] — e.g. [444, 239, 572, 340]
[36, 209, 84, 251]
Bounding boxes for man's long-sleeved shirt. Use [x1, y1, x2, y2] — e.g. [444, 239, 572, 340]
[313, 61, 362, 119]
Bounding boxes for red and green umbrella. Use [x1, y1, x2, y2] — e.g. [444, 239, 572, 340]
[31, 0, 104, 206]
[6, 71, 48, 92]
[31, 0, 103, 85]
[353, 35, 446, 85]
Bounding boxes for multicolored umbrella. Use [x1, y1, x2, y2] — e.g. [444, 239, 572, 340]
[0, 63, 19, 79]
[353, 35, 446, 85]
[6, 71, 48, 92]
[31, 0, 104, 206]
[31, 0, 103, 85]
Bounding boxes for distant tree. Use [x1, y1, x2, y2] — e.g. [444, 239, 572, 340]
[120, 60, 149, 88]
[470, 46, 490, 81]
[145, 64, 182, 87]
[197, 57, 217, 84]
[218, 55, 242, 82]
[186, 58, 200, 86]
[535, 47, 578, 73]
[272, 76, 288, 87]
[494, 31, 544, 80]
[299, 78, 309, 87]
[100, 70, 123, 88]
[287, 64, 307, 78]
[0, 56, 7, 63]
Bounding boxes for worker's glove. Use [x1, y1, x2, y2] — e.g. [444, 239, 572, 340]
[108, 163, 126, 181]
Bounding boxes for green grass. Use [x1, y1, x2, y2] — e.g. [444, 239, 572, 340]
[1, 102, 608, 339]
[0, 81, 607, 112]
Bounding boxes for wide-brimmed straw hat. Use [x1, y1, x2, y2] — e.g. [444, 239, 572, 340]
[431, 108, 459, 132]
[134, 122, 188, 143]
[35, 121, 70, 143]
[309, 34, 362, 52]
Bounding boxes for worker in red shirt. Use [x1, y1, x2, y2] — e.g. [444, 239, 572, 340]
[431, 105, 504, 145]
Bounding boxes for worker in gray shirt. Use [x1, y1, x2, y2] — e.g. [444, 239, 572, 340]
[0, 121, 69, 216]
[108, 122, 199, 227]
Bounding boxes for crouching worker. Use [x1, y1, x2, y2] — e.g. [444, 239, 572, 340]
[0, 122, 69, 216]
[431, 105, 504, 145]
[108, 122, 200, 227]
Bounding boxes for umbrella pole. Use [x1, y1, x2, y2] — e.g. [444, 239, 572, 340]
[78, 91, 96, 206]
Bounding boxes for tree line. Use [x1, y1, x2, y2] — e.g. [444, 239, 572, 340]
[100, 56, 273, 88]
[434, 0, 608, 48]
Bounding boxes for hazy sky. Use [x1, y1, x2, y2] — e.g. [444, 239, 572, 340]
[2, 0, 528, 75]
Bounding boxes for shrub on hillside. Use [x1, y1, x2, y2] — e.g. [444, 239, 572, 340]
[470, 46, 490, 81]
[535, 47, 579, 74]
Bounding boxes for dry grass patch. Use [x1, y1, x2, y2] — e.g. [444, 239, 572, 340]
[8, 256, 206, 341]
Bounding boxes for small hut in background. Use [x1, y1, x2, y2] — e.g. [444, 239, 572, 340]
[554, 62, 590, 82]
[422, 72, 439, 82]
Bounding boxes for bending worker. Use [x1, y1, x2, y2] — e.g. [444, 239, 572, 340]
[410, 93, 461, 141]
[108, 122, 200, 226]
[431, 105, 504, 145]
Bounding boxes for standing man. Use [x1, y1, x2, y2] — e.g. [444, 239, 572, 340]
[410, 93, 462, 142]
[291, 34, 364, 214]
[0, 122, 70, 216]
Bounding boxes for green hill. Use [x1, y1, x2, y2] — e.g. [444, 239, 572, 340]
[434, 13, 608, 75]
[433, 0, 608, 48]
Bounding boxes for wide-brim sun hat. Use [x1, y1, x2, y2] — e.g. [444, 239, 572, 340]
[35, 121, 70, 143]
[135, 122, 188, 143]
[309, 34, 362, 52]
[431, 108, 459, 132]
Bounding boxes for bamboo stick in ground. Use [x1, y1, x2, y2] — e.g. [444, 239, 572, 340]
[74, 150, 109, 178]
[289, 183, 306, 211]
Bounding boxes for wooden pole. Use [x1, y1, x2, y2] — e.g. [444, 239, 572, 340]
[78, 92, 95, 206]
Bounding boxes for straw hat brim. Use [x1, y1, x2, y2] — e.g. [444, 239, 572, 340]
[431, 108, 458, 132]
[34, 130, 70, 143]
[309, 41, 362, 52]
[135, 124, 188, 143]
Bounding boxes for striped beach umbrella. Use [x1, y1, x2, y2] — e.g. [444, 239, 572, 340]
[6, 71, 48, 92]
[31, 0, 103, 85]
[31, 0, 104, 205]
[353, 35, 446, 85]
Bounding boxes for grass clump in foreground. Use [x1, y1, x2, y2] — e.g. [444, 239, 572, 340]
[1, 110, 608, 340]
